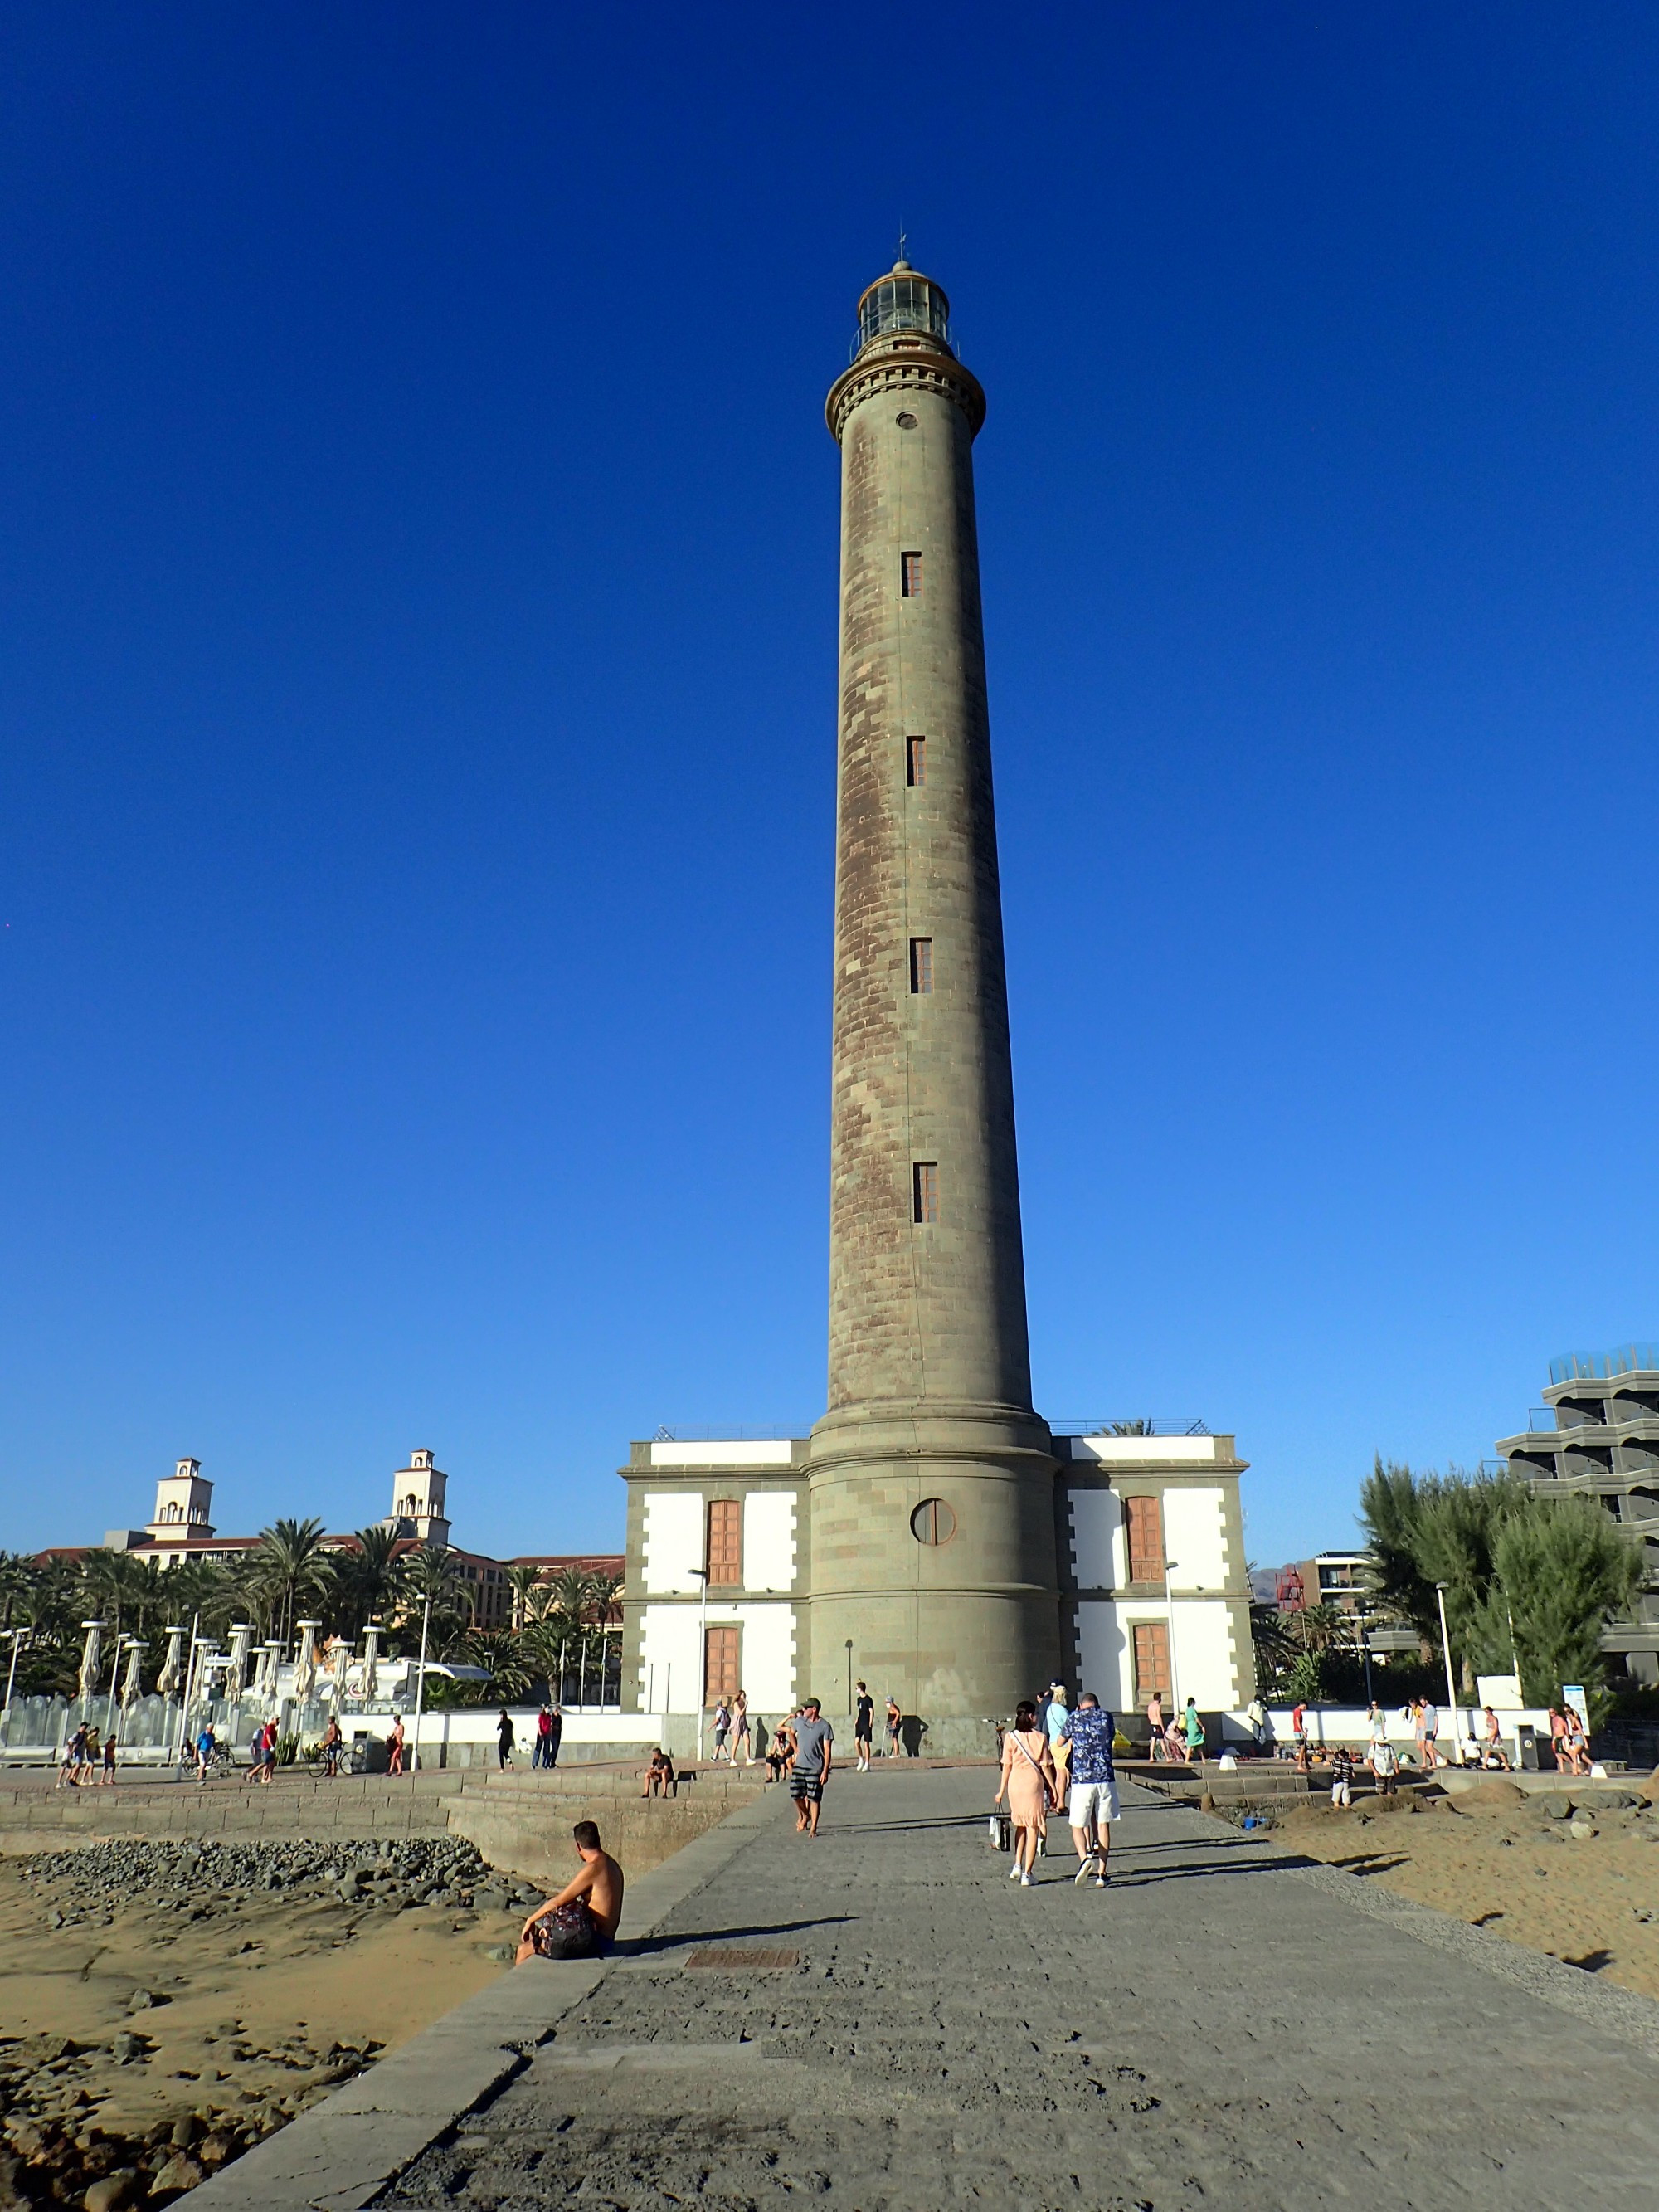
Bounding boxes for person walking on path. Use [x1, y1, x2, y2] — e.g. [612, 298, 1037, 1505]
[100, 1732, 117, 1785]
[1418, 1698, 1440, 1774]
[1481, 1707, 1511, 1771]
[1366, 1700, 1388, 1755]
[496, 1708, 516, 1770]
[320, 1716, 343, 1777]
[1546, 1705, 1568, 1770]
[733, 1689, 752, 1765]
[546, 1703, 562, 1770]
[533, 1705, 555, 1769]
[1146, 1691, 1168, 1763]
[1291, 1699, 1310, 1772]
[1180, 1698, 1205, 1762]
[995, 1700, 1057, 1886]
[388, 1714, 405, 1776]
[854, 1681, 874, 1771]
[1564, 1703, 1590, 1776]
[517, 1820, 625, 1962]
[789, 1697, 834, 1835]
[1045, 1684, 1072, 1799]
[712, 1698, 732, 1763]
[193, 1722, 216, 1785]
[1058, 1692, 1118, 1888]
[884, 1695, 902, 1760]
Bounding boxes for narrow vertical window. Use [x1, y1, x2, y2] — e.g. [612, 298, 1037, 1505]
[703, 1623, 741, 1704]
[1131, 1621, 1171, 1704]
[912, 1161, 939, 1224]
[909, 938, 933, 994]
[901, 552, 923, 598]
[906, 736, 927, 787]
[705, 1498, 742, 1588]
[1125, 1495, 1165, 1584]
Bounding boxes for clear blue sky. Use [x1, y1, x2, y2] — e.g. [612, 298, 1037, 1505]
[4, 5, 1657, 1566]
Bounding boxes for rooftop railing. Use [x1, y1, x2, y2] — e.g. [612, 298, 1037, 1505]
[1550, 1344, 1659, 1384]
[650, 1425, 808, 1444]
[1052, 1418, 1211, 1438]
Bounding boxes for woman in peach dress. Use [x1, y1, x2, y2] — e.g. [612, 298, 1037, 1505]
[995, 1700, 1058, 1886]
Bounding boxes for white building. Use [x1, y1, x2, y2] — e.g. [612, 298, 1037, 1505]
[620, 1427, 1253, 1736]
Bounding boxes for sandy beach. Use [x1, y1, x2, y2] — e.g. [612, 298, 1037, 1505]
[1274, 1776, 1659, 2000]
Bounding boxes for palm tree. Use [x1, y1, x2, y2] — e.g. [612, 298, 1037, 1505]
[251, 1517, 334, 1646]
[0, 1552, 36, 1631]
[506, 1563, 546, 1632]
[331, 1527, 407, 1639]
[399, 1544, 469, 1658]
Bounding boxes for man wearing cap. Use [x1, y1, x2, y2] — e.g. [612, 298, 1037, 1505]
[788, 1697, 834, 1836]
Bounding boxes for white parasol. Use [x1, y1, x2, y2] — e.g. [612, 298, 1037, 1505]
[226, 1625, 254, 1706]
[291, 1621, 319, 1703]
[361, 1624, 381, 1700]
[77, 1622, 105, 1708]
[156, 1626, 186, 1699]
[119, 1641, 145, 1710]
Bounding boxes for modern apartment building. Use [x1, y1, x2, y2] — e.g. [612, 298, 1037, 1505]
[1492, 1343, 1659, 1684]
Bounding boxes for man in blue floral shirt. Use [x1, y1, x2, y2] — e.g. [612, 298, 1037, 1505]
[1058, 1692, 1119, 1888]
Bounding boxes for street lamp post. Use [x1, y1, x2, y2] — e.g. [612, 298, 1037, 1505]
[844, 1638, 854, 1715]
[1, 1629, 31, 1750]
[1434, 1582, 1462, 1764]
[689, 1568, 709, 1761]
[409, 1596, 432, 1776]
[1163, 1559, 1183, 1737]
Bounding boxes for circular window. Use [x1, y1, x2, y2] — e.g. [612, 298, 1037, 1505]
[894, 410, 918, 430]
[911, 1498, 956, 1546]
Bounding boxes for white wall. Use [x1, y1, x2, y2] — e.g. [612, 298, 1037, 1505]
[637, 1599, 798, 1715]
[743, 1492, 797, 1592]
[1068, 1435, 1218, 1464]
[726, 1602, 796, 1713]
[1163, 1487, 1228, 1590]
[1161, 1597, 1237, 1706]
[1075, 1600, 1131, 1710]
[639, 1603, 704, 1713]
[1067, 1488, 1125, 1591]
[649, 1440, 795, 1467]
[641, 1492, 704, 1594]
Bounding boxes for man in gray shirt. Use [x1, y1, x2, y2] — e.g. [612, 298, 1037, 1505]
[789, 1698, 834, 1836]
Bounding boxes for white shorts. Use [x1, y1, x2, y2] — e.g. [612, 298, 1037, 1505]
[1068, 1779, 1120, 1828]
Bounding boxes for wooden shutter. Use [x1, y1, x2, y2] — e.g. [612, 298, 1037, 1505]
[704, 1624, 741, 1704]
[706, 1498, 742, 1588]
[1132, 1621, 1170, 1705]
[1124, 1495, 1164, 1584]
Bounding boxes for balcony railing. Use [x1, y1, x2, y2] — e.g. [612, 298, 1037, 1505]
[1550, 1344, 1659, 1385]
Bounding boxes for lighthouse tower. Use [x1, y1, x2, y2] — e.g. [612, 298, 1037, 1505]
[806, 259, 1061, 1728]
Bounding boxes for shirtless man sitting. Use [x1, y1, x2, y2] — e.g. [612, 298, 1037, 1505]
[517, 1821, 625, 1963]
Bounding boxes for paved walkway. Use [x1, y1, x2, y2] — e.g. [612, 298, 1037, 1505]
[379, 1769, 1659, 2210]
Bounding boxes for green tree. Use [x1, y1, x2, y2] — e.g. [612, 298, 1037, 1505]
[398, 1545, 469, 1659]
[251, 1517, 335, 1646]
[1492, 1493, 1642, 1715]
[506, 1563, 547, 1631]
[330, 1527, 406, 1640]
